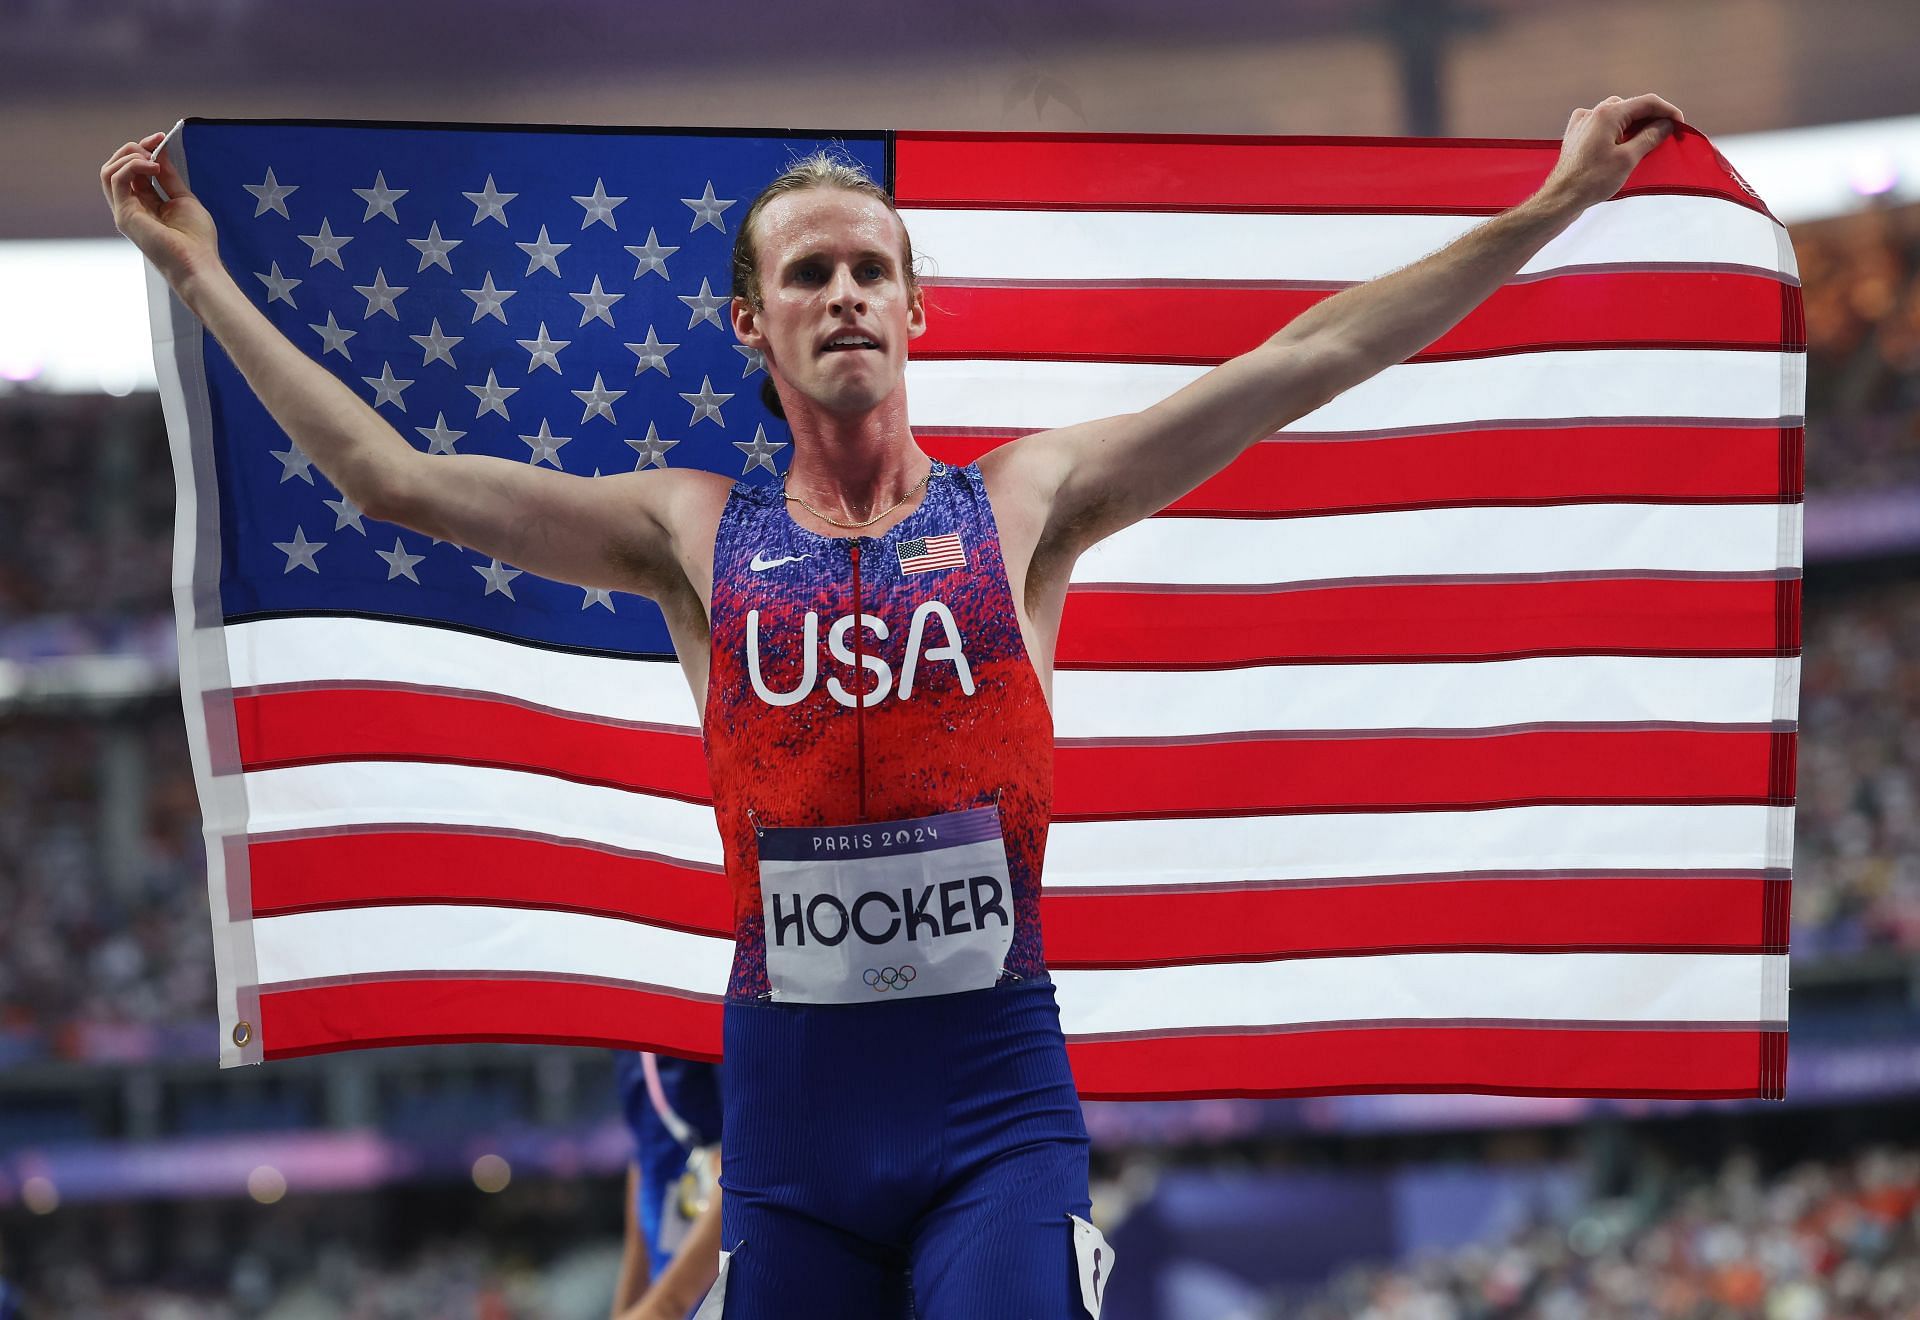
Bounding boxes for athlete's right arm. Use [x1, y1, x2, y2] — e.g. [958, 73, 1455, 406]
[103, 132, 688, 599]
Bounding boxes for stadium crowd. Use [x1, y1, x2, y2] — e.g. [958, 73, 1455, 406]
[1297, 1143, 1920, 1320]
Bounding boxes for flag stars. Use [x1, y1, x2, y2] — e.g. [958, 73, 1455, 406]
[352, 268, 408, 319]
[255, 261, 301, 307]
[517, 322, 571, 374]
[473, 558, 523, 598]
[734, 424, 787, 475]
[309, 311, 356, 359]
[580, 586, 616, 612]
[734, 344, 766, 378]
[272, 442, 316, 484]
[625, 326, 678, 377]
[520, 418, 572, 468]
[416, 412, 466, 454]
[516, 225, 571, 277]
[571, 274, 624, 328]
[572, 178, 626, 230]
[682, 180, 736, 232]
[409, 319, 462, 368]
[467, 369, 519, 420]
[407, 221, 463, 274]
[678, 278, 727, 330]
[624, 228, 679, 280]
[352, 170, 408, 222]
[681, 375, 733, 427]
[323, 494, 367, 533]
[297, 217, 353, 269]
[272, 526, 326, 573]
[573, 373, 626, 424]
[626, 421, 678, 470]
[462, 271, 517, 324]
[361, 362, 415, 411]
[243, 166, 298, 219]
[463, 174, 517, 226]
[376, 537, 425, 583]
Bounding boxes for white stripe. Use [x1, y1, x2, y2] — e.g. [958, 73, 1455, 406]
[1042, 804, 1792, 888]
[1056, 656, 1796, 736]
[222, 613, 1795, 741]
[253, 904, 732, 993]
[225, 616, 700, 728]
[903, 194, 1793, 284]
[1074, 504, 1796, 585]
[244, 761, 723, 863]
[1052, 952, 1784, 1036]
[907, 350, 1796, 434]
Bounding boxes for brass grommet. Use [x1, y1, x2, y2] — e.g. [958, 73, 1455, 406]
[232, 1020, 253, 1047]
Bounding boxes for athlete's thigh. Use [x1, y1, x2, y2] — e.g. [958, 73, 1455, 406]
[908, 1139, 1098, 1320]
[713, 1194, 911, 1319]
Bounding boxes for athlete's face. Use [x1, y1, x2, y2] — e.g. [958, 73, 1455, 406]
[732, 188, 924, 419]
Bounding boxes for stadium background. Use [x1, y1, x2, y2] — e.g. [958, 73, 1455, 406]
[4, 0, 1919, 1314]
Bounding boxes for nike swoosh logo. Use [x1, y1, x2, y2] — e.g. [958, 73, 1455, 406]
[749, 551, 810, 571]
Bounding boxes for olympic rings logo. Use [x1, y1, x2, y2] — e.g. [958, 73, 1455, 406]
[863, 965, 918, 992]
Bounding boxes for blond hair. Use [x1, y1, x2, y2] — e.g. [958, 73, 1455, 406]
[731, 152, 920, 419]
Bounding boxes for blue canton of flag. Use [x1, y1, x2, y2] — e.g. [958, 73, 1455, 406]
[181, 118, 886, 659]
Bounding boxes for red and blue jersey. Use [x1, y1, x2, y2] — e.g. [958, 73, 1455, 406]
[701, 458, 1055, 998]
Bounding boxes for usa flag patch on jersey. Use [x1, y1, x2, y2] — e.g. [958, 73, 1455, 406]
[897, 532, 967, 575]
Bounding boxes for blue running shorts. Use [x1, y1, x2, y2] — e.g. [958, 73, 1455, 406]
[708, 978, 1098, 1319]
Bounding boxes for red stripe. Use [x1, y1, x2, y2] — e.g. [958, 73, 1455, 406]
[248, 830, 731, 933]
[895, 129, 1766, 218]
[1042, 875, 1780, 968]
[234, 688, 714, 801]
[1065, 1025, 1777, 1100]
[237, 692, 1779, 822]
[915, 274, 1792, 364]
[1057, 578, 1798, 668]
[921, 426, 1802, 515]
[258, 977, 724, 1062]
[1054, 728, 1780, 820]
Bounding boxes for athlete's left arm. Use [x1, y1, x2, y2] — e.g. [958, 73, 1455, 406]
[1007, 93, 1684, 558]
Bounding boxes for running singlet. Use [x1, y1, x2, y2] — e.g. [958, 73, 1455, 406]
[612, 1052, 723, 1276]
[702, 457, 1055, 997]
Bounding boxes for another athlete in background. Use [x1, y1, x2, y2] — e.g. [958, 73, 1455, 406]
[105, 93, 1682, 1318]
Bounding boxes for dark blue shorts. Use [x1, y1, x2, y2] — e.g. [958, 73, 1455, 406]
[711, 978, 1094, 1318]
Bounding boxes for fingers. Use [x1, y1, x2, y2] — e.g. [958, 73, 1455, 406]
[1617, 92, 1685, 125]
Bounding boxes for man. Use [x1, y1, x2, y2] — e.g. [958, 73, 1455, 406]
[610, 1053, 726, 1320]
[104, 92, 1682, 1317]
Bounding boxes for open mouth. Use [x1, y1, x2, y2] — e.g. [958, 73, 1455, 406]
[820, 335, 880, 354]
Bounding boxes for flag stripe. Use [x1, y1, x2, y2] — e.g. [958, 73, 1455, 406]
[233, 689, 1785, 816]
[1043, 875, 1787, 966]
[252, 904, 733, 990]
[923, 427, 1807, 516]
[898, 197, 1795, 285]
[1057, 577, 1800, 668]
[906, 350, 1802, 434]
[1062, 1026, 1781, 1101]
[248, 829, 730, 931]
[258, 977, 725, 1063]
[1050, 953, 1784, 1035]
[892, 130, 1772, 218]
[914, 273, 1799, 364]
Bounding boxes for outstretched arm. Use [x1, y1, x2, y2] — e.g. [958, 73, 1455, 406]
[1006, 93, 1686, 558]
[102, 131, 696, 598]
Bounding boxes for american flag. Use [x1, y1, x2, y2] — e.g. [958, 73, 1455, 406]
[152, 118, 1801, 1098]
[897, 532, 967, 575]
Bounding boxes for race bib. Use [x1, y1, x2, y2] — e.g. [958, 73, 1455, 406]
[756, 805, 1016, 1004]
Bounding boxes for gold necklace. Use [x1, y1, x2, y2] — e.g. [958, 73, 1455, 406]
[782, 463, 934, 530]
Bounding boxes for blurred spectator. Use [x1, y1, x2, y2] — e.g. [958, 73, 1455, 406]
[1296, 1144, 1920, 1320]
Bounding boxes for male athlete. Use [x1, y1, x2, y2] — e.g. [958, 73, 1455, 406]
[105, 93, 1682, 1317]
[610, 1053, 726, 1320]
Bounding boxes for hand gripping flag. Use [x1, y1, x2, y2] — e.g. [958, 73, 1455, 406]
[150, 118, 1802, 1097]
